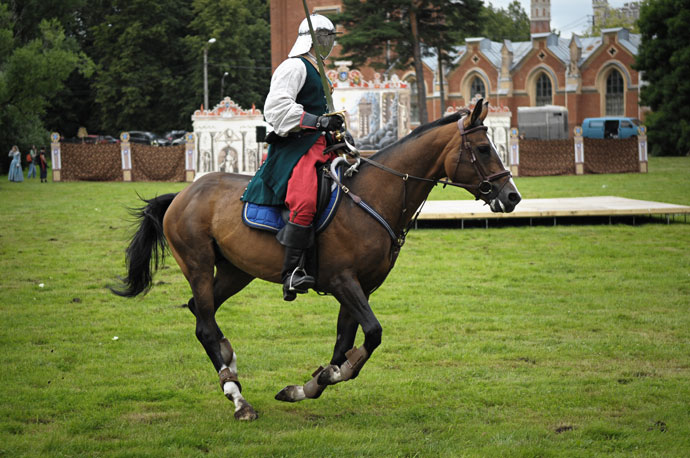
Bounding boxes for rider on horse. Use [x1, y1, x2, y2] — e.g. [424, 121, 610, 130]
[241, 14, 344, 302]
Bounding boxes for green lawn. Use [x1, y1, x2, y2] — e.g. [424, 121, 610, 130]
[1, 157, 688, 457]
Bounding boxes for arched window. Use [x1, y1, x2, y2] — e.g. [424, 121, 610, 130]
[606, 69, 624, 115]
[536, 73, 552, 106]
[470, 76, 486, 99]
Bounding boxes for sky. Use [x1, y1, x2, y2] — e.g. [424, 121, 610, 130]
[485, 0, 635, 38]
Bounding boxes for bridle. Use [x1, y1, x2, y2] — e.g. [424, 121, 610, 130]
[452, 118, 512, 199]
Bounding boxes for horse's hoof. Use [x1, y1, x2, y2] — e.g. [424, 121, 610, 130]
[275, 385, 305, 402]
[234, 401, 258, 421]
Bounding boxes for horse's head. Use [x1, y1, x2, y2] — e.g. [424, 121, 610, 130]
[445, 99, 521, 213]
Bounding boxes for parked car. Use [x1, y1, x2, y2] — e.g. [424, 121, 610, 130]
[171, 135, 188, 145]
[78, 134, 120, 144]
[100, 135, 120, 144]
[582, 117, 641, 139]
[163, 130, 186, 144]
[128, 131, 165, 146]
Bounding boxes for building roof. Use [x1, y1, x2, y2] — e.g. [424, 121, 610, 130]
[424, 28, 639, 76]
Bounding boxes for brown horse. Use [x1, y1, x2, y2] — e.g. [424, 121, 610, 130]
[112, 100, 521, 420]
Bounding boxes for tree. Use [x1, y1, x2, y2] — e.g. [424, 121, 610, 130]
[0, 1, 93, 172]
[44, 0, 117, 138]
[90, 0, 196, 133]
[481, 1, 530, 42]
[3, 0, 88, 43]
[419, 0, 483, 113]
[87, 0, 269, 134]
[337, 0, 482, 124]
[187, 0, 271, 116]
[590, 4, 640, 35]
[634, 0, 690, 156]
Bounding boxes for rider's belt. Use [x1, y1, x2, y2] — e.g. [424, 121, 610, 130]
[264, 130, 317, 144]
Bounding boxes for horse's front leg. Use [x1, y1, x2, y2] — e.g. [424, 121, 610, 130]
[275, 304, 359, 402]
[330, 305, 360, 366]
[318, 277, 380, 384]
[275, 276, 381, 402]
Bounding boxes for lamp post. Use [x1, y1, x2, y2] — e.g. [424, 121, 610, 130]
[220, 71, 229, 101]
[203, 37, 216, 110]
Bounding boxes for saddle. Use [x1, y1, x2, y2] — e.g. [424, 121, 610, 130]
[241, 161, 344, 234]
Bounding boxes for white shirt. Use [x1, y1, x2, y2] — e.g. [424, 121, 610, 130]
[263, 57, 313, 136]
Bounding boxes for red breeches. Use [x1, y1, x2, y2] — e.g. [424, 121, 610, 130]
[285, 136, 336, 225]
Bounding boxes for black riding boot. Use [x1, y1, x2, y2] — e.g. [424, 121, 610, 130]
[277, 221, 315, 301]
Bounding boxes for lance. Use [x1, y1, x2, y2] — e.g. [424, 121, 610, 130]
[301, 0, 335, 112]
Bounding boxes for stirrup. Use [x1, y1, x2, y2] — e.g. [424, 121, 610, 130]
[287, 266, 315, 293]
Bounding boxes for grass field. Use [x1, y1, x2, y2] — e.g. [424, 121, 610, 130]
[1, 157, 689, 456]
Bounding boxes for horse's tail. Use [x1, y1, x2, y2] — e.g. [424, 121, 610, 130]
[110, 193, 178, 298]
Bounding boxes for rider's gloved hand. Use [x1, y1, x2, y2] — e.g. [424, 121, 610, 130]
[317, 114, 344, 132]
[300, 112, 344, 132]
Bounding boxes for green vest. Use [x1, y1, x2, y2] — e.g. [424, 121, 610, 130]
[241, 57, 328, 205]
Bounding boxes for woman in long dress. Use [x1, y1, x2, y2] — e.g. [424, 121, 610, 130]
[8, 145, 23, 182]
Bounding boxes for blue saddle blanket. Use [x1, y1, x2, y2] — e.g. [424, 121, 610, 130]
[242, 166, 342, 234]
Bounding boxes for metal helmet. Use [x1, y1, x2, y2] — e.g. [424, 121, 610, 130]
[288, 14, 336, 59]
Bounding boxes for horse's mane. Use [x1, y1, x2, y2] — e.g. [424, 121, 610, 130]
[370, 110, 467, 160]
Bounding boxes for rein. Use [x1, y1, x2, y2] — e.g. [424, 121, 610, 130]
[328, 115, 513, 248]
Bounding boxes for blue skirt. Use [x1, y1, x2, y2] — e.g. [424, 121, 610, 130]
[8, 156, 24, 182]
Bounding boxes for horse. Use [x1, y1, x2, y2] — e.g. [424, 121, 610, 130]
[112, 100, 521, 420]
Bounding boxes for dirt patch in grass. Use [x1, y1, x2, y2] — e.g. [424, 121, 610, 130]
[123, 411, 178, 424]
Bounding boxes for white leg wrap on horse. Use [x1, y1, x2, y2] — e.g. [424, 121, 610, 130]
[223, 381, 246, 412]
[219, 363, 241, 393]
[220, 363, 258, 420]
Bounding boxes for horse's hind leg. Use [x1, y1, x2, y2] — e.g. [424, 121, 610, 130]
[183, 252, 257, 420]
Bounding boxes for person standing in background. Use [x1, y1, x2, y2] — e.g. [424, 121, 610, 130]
[26, 145, 37, 178]
[38, 147, 48, 183]
[8, 145, 23, 182]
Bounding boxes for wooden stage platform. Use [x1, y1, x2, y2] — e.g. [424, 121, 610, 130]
[416, 196, 690, 226]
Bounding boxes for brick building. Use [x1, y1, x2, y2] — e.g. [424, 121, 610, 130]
[270, 0, 642, 135]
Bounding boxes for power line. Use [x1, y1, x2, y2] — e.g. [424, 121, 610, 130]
[560, 15, 590, 30]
